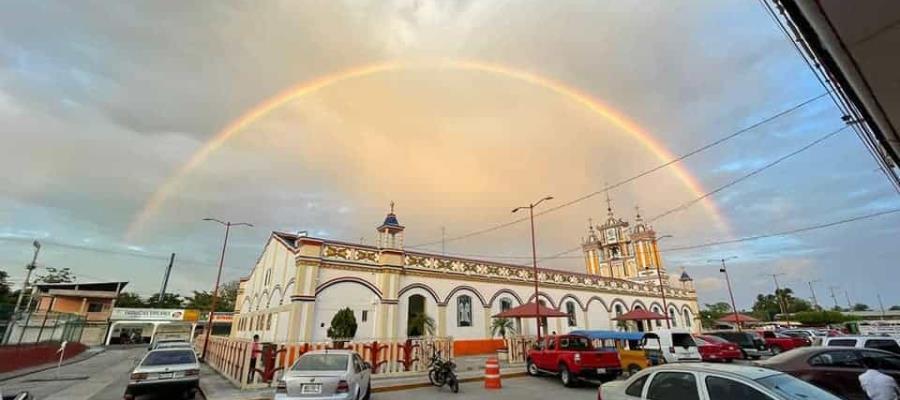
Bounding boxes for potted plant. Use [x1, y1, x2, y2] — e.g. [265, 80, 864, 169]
[327, 307, 358, 348]
[407, 312, 436, 337]
[491, 317, 516, 362]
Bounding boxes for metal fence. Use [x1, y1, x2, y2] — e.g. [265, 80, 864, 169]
[1, 310, 85, 345]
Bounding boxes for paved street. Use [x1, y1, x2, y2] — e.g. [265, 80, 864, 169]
[376, 375, 597, 400]
[0, 346, 144, 400]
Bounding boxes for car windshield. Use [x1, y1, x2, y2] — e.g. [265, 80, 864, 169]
[142, 350, 196, 366]
[292, 354, 349, 371]
[756, 373, 842, 400]
[672, 333, 695, 347]
[159, 342, 191, 348]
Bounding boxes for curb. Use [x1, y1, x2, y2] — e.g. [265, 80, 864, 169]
[0, 347, 106, 383]
[372, 371, 527, 393]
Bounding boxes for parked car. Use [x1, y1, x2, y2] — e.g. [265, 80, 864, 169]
[693, 335, 742, 362]
[823, 336, 900, 354]
[707, 331, 767, 359]
[526, 334, 622, 386]
[756, 330, 810, 354]
[597, 363, 842, 400]
[758, 346, 900, 400]
[639, 330, 702, 364]
[275, 350, 371, 400]
[125, 348, 200, 400]
[569, 330, 660, 375]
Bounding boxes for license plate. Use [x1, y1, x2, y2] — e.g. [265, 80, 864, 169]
[596, 368, 606, 374]
[301, 384, 322, 394]
[157, 372, 173, 379]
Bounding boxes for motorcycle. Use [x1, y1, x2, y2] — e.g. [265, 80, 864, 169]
[427, 349, 459, 393]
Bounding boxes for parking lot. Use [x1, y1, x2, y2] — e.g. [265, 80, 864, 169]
[376, 375, 597, 400]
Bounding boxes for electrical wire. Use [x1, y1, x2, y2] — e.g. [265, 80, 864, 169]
[408, 92, 830, 248]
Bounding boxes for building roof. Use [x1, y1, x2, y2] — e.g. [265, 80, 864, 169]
[35, 281, 128, 293]
[679, 270, 693, 282]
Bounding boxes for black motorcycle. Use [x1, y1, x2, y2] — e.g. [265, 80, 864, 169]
[427, 349, 459, 393]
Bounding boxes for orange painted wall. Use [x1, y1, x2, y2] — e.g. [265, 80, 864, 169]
[453, 339, 507, 357]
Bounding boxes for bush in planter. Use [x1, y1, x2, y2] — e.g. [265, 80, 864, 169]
[490, 317, 516, 339]
[407, 312, 436, 337]
[327, 308, 358, 347]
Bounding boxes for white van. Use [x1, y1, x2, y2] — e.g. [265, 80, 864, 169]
[823, 336, 900, 354]
[641, 329, 702, 363]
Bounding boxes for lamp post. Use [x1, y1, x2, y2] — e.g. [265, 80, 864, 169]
[513, 195, 553, 342]
[3, 240, 41, 344]
[654, 235, 673, 329]
[201, 218, 252, 361]
[710, 257, 740, 332]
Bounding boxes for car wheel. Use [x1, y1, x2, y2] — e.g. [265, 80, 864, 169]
[363, 383, 371, 400]
[627, 364, 641, 376]
[559, 364, 574, 387]
[526, 359, 540, 376]
[182, 389, 196, 400]
[771, 346, 782, 355]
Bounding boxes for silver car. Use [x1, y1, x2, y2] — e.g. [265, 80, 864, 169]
[275, 350, 372, 400]
[125, 348, 200, 400]
[598, 363, 842, 400]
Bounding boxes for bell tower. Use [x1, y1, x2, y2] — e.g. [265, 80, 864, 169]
[631, 206, 663, 273]
[582, 218, 603, 276]
[376, 202, 405, 249]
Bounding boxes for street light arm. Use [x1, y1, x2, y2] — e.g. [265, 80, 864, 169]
[533, 196, 554, 208]
[511, 207, 525, 214]
[232, 222, 254, 227]
[203, 218, 226, 225]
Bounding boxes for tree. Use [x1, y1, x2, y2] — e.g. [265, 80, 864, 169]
[34, 267, 75, 284]
[146, 293, 183, 309]
[490, 317, 516, 339]
[751, 288, 812, 321]
[792, 310, 848, 326]
[890, 305, 900, 311]
[327, 308, 358, 340]
[408, 312, 436, 337]
[115, 292, 146, 308]
[851, 303, 871, 312]
[699, 302, 732, 328]
[0, 270, 12, 304]
[184, 280, 239, 312]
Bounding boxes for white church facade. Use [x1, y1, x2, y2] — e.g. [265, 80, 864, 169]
[231, 204, 700, 349]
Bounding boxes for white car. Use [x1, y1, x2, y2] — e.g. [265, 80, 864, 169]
[126, 348, 200, 400]
[598, 363, 842, 400]
[641, 329, 702, 363]
[823, 336, 900, 354]
[275, 350, 371, 400]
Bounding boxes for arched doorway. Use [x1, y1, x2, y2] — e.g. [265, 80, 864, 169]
[407, 294, 427, 337]
[634, 306, 646, 332]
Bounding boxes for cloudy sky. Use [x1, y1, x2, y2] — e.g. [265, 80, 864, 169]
[1, 0, 898, 310]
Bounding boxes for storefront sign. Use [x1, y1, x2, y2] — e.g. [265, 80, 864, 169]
[111, 308, 200, 321]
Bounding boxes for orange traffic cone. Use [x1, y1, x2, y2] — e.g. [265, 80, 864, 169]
[484, 357, 501, 389]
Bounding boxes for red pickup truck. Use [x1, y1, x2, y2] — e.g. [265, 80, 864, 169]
[525, 334, 621, 386]
[757, 330, 811, 354]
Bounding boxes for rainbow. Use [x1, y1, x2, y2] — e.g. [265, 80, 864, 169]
[126, 60, 729, 239]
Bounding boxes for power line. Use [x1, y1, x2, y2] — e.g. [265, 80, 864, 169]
[648, 125, 849, 223]
[407, 92, 830, 249]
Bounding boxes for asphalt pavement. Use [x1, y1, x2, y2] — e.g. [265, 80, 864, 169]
[375, 375, 597, 400]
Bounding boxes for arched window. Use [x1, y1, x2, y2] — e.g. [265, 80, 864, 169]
[683, 309, 692, 328]
[538, 300, 549, 332]
[499, 298, 512, 312]
[615, 304, 623, 317]
[652, 307, 663, 328]
[566, 301, 577, 327]
[669, 308, 678, 327]
[457, 295, 472, 327]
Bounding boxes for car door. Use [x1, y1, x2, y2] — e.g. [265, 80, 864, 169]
[807, 350, 867, 400]
[353, 354, 370, 394]
[537, 337, 557, 370]
[643, 371, 700, 400]
[860, 350, 900, 382]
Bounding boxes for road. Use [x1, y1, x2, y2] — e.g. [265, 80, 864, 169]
[376, 375, 596, 400]
[0, 346, 205, 400]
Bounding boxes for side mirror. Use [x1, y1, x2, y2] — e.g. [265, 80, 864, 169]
[364, 362, 372, 370]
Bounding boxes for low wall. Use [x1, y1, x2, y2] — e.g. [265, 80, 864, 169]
[453, 339, 507, 356]
[196, 336, 453, 389]
[0, 342, 88, 373]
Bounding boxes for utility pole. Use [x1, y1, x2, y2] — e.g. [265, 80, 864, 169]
[201, 218, 252, 361]
[4, 240, 41, 344]
[771, 273, 787, 320]
[711, 257, 740, 332]
[807, 280, 820, 310]
[654, 235, 673, 329]
[844, 290, 853, 310]
[513, 195, 553, 342]
[877, 293, 886, 320]
[829, 286, 840, 310]
[157, 253, 175, 304]
[441, 226, 446, 255]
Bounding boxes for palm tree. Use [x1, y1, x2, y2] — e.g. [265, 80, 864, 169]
[407, 312, 436, 337]
[491, 317, 517, 338]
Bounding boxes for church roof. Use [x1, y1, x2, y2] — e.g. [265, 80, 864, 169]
[679, 270, 693, 281]
[382, 212, 401, 227]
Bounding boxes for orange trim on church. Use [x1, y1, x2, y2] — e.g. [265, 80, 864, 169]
[453, 339, 507, 356]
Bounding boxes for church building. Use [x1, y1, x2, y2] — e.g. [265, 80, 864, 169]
[231, 201, 699, 348]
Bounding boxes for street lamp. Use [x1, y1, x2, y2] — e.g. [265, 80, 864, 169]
[654, 235, 673, 329]
[3, 240, 40, 344]
[512, 195, 553, 342]
[201, 218, 252, 361]
[709, 256, 740, 332]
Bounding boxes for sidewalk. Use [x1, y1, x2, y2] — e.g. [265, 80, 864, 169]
[198, 360, 526, 400]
